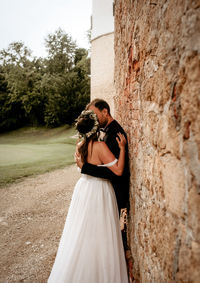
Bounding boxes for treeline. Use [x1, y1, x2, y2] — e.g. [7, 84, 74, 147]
[0, 28, 90, 132]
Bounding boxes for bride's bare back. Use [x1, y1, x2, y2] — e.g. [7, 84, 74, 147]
[76, 133, 126, 176]
[87, 141, 105, 165]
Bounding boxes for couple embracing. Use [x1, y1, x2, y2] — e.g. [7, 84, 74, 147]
[48, 99, 130, 283]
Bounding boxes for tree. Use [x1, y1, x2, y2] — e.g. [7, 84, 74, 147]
[42, 30, 90, 126]
[0, 29, 90, 131]
[0, 41, 32, 67]
[0, 42, 45, 129]
[71, 48, 90, 120]
[44, 28, 76, 74]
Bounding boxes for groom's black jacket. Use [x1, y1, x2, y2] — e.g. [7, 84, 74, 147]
[81, 120, 130, 213]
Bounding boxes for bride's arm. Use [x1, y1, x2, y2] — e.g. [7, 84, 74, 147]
[80, 162, 117, 179]
[74, 140, 83, 161]
[75, 141, 118, 180]
[98, 133, 126, 176]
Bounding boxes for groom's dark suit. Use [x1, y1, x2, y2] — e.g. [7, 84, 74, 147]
[81, 119, 130, 214]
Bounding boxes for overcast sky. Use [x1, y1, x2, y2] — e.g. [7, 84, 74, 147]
[0, 0, 92, 58]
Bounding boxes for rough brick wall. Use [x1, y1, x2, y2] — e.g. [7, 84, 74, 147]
[114, 0, 200, 282]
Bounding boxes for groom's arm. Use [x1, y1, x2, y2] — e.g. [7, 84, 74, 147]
[81, 163, 117, 180]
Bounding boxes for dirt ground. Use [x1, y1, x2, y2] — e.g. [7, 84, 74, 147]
[0, 165, 80, 283]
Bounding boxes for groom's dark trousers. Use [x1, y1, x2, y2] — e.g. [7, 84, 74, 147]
[81, 119, 130, 250]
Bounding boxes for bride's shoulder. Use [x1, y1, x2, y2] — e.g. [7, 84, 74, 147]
[77, 140, 84, 147]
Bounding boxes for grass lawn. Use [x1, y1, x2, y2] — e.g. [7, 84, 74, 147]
[0, 126, 77, 186]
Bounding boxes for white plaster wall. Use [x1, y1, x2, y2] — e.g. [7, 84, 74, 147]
[91, 0, 114, 40]
[91, 33, 115, 115]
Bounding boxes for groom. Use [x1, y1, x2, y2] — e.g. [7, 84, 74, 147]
[76, 99, 130, 250]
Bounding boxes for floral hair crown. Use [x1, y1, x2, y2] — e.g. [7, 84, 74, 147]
[75, 109, 99, 138]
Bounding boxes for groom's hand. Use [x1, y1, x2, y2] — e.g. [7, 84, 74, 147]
[75, 152, 83, 169]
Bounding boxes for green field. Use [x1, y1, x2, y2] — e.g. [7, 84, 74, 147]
[0, 126, 77, 186]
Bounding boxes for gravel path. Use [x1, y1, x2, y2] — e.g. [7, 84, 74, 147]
[0, 165, 80, 283]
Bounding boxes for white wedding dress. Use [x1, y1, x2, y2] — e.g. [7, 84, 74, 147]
[47, 160, 128, 283]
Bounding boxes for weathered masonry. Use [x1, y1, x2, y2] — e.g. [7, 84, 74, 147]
[114, 0, 200, 282]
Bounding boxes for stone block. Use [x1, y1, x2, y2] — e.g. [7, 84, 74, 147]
[188, 184, 200, 242]
[160, 154, 185, 217]
[177, 229, 200, 282]
[157, 113, 182, 159]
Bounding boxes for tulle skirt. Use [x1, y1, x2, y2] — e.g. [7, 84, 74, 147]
[47, 174, 128, 283]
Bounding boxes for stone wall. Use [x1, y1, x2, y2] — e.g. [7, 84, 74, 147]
[91, 32, 115, 114]
[114, 0, 200, 282]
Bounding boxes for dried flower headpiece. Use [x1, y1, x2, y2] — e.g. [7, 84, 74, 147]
[75, 109, 99, 138]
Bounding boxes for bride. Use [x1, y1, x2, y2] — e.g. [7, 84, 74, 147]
[47, 109, 129, 283]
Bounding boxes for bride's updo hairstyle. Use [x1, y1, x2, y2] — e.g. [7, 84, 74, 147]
[75, 110, 99, 162]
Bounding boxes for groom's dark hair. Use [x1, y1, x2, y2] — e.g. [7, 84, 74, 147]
[86, 99, 111, 115]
